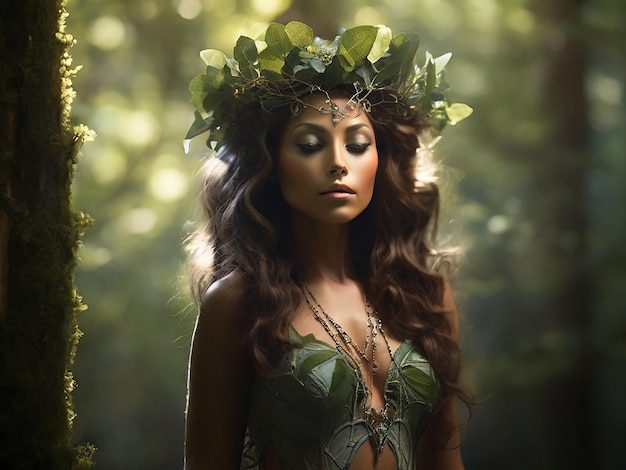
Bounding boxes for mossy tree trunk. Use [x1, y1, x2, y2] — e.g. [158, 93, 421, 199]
[534, 0, 594, 467]
[0, 0, 93, 468]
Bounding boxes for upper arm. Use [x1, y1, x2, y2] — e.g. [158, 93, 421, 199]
[417, 281, 465, 469]
[185, 273, 255, 470]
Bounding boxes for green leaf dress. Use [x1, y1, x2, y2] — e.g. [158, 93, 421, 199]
[241, 327, 440, 469]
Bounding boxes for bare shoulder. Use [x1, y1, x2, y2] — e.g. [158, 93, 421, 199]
[190, 270, 249, 372]
[197, 270, 249, 339]
[200, 270, 244, 318]
[191, 270, 250, 369]
[185, 270, 253, 469]
[193, 271, 250, 360]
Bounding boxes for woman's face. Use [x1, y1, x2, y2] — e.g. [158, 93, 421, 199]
[276, 95, 379, 225]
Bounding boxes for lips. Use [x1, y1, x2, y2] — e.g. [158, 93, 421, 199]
[320, 184, 355, 195]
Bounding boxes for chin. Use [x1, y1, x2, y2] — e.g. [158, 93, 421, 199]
[290, 210, 357, 226]
[317, 210, 365, 225]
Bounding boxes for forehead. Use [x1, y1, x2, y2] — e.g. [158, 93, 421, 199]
[283, 93, 373, 132]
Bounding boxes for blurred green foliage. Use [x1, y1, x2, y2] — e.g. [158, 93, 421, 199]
[66, 0, 625, 468]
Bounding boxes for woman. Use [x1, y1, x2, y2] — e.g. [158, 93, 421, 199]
[184, 22, 473, 469]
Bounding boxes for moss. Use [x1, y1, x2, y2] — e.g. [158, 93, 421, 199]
[0, 0, 94, 467]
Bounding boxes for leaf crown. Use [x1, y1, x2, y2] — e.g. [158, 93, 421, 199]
[185, 22, 472, 150]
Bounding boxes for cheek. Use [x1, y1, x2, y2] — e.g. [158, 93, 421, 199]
[278, 159, 308, 184]
[278, 161, 309, 199]
[276, 154, 316, 204]
[361, 155, 379, 190]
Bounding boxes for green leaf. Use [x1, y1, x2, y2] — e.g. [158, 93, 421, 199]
[199, 49, 228, 69]
[316, 59, 343, 89]
[202, 91, 222, 118]
[309, 58, 326, 73]
[367, 25, 392, 64]
[299, 351, 337, 377]
[185, 110, 214, 140]
[396, 33, 420, 83]
[355, 66, 374, 87]
[337, 25, 378, 71]
[283, 48, 303, 75]
[374, 33, 419, 85]
[284, 21, 314, 47]
[254, 40, 267, 54]
[401, 365, 437, 400]
[423, 57, 437, 112]
[264, 23, 293, 56]
[188, 74, 212, 112]
[206, 65, 226, 88]
[233, 36, 258, 79]
[225, 58, 240, 76]
[445, 102, 474, 124]
[258, 47, 286, 76]
[290, 327, 339, 352]
[432, 52, 452, 74]
[329, 360, 354, 400]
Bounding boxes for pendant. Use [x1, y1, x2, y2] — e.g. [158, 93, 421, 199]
[364, 403, 395, 458]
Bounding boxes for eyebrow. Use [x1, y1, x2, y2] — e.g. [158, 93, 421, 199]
[290, 122, 371, 134]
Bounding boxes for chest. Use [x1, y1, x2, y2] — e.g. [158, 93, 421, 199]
[291, 296, 403, 405]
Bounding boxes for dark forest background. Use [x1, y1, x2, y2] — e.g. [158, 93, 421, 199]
[50, 0, 626, 468]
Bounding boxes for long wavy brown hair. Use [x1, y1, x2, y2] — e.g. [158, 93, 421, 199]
[186, 87, 472, 416]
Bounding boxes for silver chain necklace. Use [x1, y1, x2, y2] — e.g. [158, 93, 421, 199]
[300, 285, 396, 457]
[301, 285, 373, 367]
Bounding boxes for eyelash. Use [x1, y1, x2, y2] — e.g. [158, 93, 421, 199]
[296, 142, 324, 154]
[346, 142, 371, 154]
[296, 142, 371, 155]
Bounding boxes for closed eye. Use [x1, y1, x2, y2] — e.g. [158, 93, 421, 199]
[346, 142, 371, 154]
[296, 142, 324, 154]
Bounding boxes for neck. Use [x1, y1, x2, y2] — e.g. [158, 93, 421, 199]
[290, 212, 355, 285]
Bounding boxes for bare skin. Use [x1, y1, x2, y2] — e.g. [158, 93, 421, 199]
[184, 95, 465, 469]
[185, 272, 254, 469]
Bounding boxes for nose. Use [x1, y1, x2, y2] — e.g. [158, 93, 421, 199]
[328, 141, 348, 176]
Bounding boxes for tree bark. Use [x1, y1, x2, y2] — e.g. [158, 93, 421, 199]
[0, 0, 93, 467]
[535, 0, 594, 467]
[0, 109, 15, 316]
